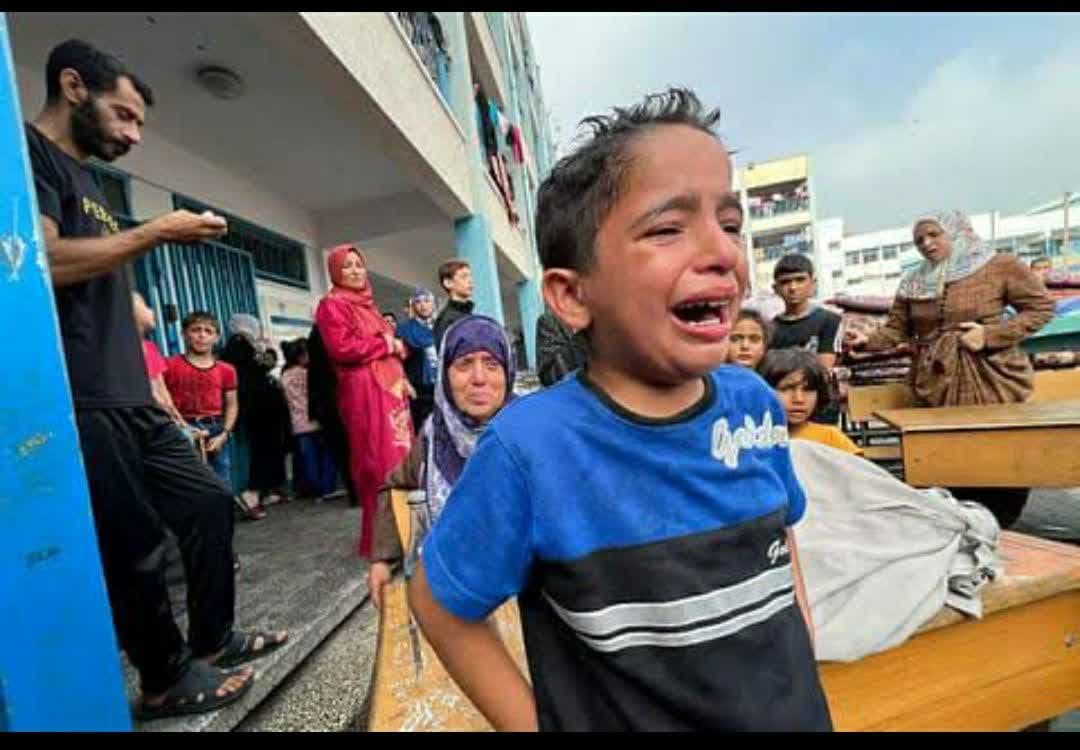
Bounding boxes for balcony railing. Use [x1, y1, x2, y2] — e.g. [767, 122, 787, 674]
[396, 12, 451, 103]
[750, 197, 810, 219]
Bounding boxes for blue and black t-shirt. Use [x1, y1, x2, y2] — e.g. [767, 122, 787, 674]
[422, 366, 833, 731]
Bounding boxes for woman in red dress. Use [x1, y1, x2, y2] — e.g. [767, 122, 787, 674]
[315, 244, 412, 557]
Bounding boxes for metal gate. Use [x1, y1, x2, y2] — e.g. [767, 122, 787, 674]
[129, 220, 261, 356]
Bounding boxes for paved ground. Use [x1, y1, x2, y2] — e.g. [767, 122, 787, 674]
[125, 495, 369, 732]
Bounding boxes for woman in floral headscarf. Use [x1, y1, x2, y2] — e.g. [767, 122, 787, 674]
[363, 315, 515, 610]
[848, 209, 1053, 407]
[848, 210, 1054, 527]
[315, 245, 412, 558]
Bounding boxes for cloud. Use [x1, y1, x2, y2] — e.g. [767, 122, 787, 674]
[815, 42, 1080, 231]
[527, 14, 1080, 232]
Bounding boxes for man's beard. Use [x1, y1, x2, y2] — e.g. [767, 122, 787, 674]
[70, 95, 130, 162]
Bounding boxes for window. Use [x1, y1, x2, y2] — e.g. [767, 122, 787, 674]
[846, 277, 862, 285]
[829, 241, 841, 251]
[831, 269, 843, 279]
[883, 245, 899, 260]
[174, 195, 309, 289]
[886, 271, 902, 280]
[845, 251, 860, 265]
[862, 249, 880, 263]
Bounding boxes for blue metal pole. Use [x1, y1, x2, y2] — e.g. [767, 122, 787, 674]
[0, 15, 131, 731]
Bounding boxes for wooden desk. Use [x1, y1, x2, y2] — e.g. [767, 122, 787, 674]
[820, 532, 1080, 731]
[367, 490, 530, 731]
[367, 583, 528, 731]
[875, 400, 1080, 487]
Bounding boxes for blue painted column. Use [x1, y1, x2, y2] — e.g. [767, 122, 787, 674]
[0, 16, 131, 731]
[453, 214, 503, 320]
[438, 11, 505, 323]
[516, 277, 543, 368]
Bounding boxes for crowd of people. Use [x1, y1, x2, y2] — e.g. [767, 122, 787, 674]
[27, 33, 1061, 732]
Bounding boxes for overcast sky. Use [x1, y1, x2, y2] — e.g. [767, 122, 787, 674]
[527, 12, 1080, 233]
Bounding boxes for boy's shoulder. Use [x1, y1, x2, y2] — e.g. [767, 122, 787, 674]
[710, 364, 775, 401]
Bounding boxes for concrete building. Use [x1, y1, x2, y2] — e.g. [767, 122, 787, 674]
[737, 154, 817, 293]
[8, 12, 555, 367]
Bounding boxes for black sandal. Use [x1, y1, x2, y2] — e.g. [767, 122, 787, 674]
[209, 629, 289, 669]
[232, 494, 266, 521]
[134, 661, 253, 722]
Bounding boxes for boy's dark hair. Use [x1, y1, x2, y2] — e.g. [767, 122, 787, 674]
[46, 39, 155, 107]
[773, 253, 815, 281]
[758, 349, 832, 416]
[734, 308, 772, 348]
[438, 259, 470, 292]
[282, 338, 308, 369]
[181, 311, 219, 333]
[536, 87, 725, 274]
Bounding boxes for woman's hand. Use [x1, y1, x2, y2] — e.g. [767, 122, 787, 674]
[957, 322, 986, 352]
[404, 381, 418, 400]
[382, 332, 395, 352]
[393, 338, 407, 359]
[844, 330, 869, 350]
[367, 561, 394, 611]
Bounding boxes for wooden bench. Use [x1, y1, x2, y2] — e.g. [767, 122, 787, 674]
[876, 400, 1080, 488]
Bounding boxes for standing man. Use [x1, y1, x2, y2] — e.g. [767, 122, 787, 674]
[433, 258, 474, 352]
[28, 39, 285, 720]
[396, 287, 439, 431]
[769, 253, 842, 424]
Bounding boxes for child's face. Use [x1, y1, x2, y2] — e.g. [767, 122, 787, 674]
[184, 321, 219, 355]
[775, 370, 817, 427]
[579, 125, 747, 383]
[773, 272, 814, 310]
[728, 318, 766, 369]
[445, 267, 473, 300]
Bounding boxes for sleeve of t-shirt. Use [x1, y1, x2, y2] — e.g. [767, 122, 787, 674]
[421, 428, 534, 621]
[142, 341, 167, 380]
[220, 362, 239, 391]
[764, 388, 808, 526]
[817, 311, 842, 355]
[26, 131, 63, 226]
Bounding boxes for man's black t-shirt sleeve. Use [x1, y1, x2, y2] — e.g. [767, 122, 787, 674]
[26, 130, 64, 224]
[818, 311, 841, 355]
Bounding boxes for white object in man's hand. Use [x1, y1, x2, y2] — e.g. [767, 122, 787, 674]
[151, 209, 228, 244]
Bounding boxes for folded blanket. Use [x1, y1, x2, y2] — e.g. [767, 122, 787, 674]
[790, 440, 1002, 662]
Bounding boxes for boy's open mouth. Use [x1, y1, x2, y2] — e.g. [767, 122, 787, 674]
[671, 297, 733, 340]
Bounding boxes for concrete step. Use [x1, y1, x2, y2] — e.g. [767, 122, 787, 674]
[125, 497, 371, 732]
[236, 601, 378, 732]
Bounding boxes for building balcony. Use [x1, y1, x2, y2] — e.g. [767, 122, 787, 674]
[748, 207, 812, 236]
[750, 197, 810, 220]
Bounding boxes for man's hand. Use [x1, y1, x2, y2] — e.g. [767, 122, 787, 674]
[205, 433, 228, 455]
[148, 210, 227, 244]
[367, 561, 394, 611]
[957, 322, 986, 352]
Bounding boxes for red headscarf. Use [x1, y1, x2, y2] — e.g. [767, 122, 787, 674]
[325, 244, 406, 395]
